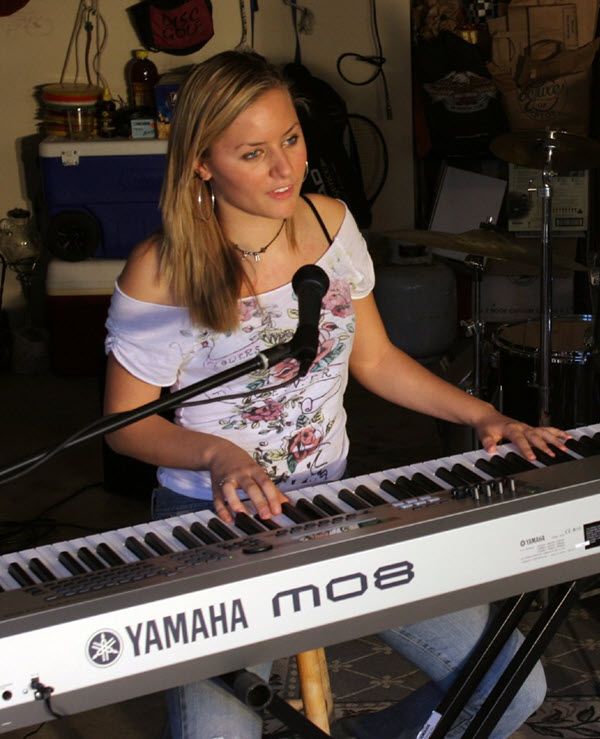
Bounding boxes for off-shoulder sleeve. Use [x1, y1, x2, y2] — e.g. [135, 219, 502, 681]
[322, 204, 375, 299]
[105, 284, 191, 387]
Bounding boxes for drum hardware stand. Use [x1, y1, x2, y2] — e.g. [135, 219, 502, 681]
[528, 164, 555, 427]
[460, 254, 487, 450]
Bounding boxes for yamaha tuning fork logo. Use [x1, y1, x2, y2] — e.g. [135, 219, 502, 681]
[87, 629, 123, 667]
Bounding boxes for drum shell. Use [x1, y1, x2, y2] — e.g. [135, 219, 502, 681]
[492, 315, 600, 428]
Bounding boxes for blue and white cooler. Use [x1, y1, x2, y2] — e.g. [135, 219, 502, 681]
[39, 138, 167, 261]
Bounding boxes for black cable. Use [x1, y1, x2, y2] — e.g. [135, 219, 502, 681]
[21, 723, 45, 738]
[178, 373, 301, 408]
[347, 113, 389, 205]
[336, 0, 392, 119]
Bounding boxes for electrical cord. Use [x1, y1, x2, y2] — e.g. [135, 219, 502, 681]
[336, 0, 392, 119]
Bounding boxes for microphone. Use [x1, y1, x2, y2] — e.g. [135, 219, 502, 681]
[291, 264, 330, 376]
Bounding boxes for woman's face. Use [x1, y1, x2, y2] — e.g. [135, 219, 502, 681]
[197, 87, 307, 223]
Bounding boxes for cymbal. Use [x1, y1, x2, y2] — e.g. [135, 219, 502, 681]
[490, 130, 600, 174]
[383, 228, 587, 272]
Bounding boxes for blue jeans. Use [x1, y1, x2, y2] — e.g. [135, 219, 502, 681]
[152, 487, 546, 738]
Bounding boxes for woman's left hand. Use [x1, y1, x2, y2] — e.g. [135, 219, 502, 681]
[474, 409, 572, 462]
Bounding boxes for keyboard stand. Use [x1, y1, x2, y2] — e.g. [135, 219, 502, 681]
[425, 577, 597, 738]
[213, 669, 330, 739]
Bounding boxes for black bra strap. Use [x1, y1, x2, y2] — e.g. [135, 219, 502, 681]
[301, 194, 333, 245]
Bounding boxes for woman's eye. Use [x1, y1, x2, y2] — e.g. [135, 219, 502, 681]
[242, 149, 262, 161]
[284, 134, 299, 147]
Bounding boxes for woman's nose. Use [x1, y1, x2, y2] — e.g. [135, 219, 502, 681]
[270, 149, 293, 178]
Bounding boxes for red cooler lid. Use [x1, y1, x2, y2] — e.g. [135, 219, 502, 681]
[42, 83, 102, 107]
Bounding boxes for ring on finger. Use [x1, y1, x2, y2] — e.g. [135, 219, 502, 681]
[218, 477, 237, 489]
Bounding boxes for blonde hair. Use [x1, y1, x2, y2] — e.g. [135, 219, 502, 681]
[159, 50, 294, 332]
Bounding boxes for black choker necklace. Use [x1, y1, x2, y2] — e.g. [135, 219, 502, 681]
[233, 220, 286, 262]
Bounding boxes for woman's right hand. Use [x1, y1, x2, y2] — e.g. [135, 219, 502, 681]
[207, 439, 288, 523]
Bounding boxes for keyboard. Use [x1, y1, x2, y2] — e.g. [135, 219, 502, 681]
[1, 424, 600, 733]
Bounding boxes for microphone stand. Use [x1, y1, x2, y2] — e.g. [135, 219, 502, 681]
[0, 329, 316, 484]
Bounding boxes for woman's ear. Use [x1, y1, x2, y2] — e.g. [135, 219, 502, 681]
[194, 160, 212, 181]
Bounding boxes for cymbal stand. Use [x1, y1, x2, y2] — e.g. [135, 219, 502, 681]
[461, 254, 486, 449]
[528, 158, 555, 426]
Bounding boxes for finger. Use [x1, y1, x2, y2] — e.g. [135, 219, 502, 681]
[244, 479, 279, 520]
[505, 427, 537, 461]
[212, 491, 234, 523]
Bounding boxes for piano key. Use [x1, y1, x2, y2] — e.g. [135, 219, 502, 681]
[389, 476, 421, 498]
[189, 520, 221, 544]
[253, 514, 280, 530]
[78, 547, 108, 571]
[280, 501, 312, 524]
[450, 464, 487, 485]
[7, 561, 35, 587]
[172, 525, 203, 549]
[338, 489, 370, 510]
[532, 448, 563, 466]
[234, 512, 267, 535]
[125, 536, 154, 560]
[58, 550, 87, 575]
[410, 471, 445, 493]
[503, 452, 537, 472]
[143, 532, 174, 556]
[379, 478, 415, 501]
[28, 558, 57, 583]
[207, 517, 239, 541]
[312, 493, 344, 515]
[354, 485, 387, 507]
[295, 498, 327, 520]
[434, 466, 468, 488]
[546, 444, 579, 464]
[475, 456, 513, 477]
[96, 542, 127, 567]
[565, 437, 596, 457]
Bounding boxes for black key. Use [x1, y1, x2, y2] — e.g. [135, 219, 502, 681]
[451, 464, 487, 485]
[125, 536, 154, 560]
[144, 532, 174, 555]
[281, 502, 312, 524]
[354, 485, 387, 506]
[253, 514, 281, 530]
[0, 584, 4, 592]
[576, 434, 600, 452]
[59, 550, 87, 575]
[207, 518, 238, 541]
[8, 561, 35, 586]
[547, 444, 578, 464]
[503, 452, 537, 472]
[28, 558, 56, 582]
[475, 457, 512, 477]
[532, 448, 562, 466]
[313, 494, 344, 516]
[296, 498, 326, 520]
[190, 521, 221, 543]
[172, 526, 203, 549]
[380, 478, 415, 501]
[96, 543, 126, 567]
[565, 437, 597, 457]
[435, 467, 466, 488]
[392, 476, 421, 497]
[78, 546, 108, 571]
[591, 432, 600, 447]
[411, 473, 443, 494]
[234, 512, 266, 535]
[338, 489, 369, 510]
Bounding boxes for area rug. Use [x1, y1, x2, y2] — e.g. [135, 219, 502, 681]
[522, 697, 600, 737]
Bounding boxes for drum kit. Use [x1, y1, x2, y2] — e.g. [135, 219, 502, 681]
[388, 129, 600, 433]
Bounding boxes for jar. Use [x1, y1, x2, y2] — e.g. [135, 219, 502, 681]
[41, 83, 102, 139]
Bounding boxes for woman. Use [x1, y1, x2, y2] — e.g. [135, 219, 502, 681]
[104, 50, 567, 739]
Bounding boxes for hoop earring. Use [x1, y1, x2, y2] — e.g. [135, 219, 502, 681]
[198, 180, 215, 221]
[303, 161, 309, 183]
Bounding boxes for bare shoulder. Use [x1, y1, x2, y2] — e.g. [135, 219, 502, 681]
[118, 235, 173, 304]
[301, 193, 346, 236]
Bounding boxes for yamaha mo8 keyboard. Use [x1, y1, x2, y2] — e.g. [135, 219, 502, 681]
[2, 425, 600, 733]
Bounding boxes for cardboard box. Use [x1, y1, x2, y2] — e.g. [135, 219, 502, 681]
[507, 164, 588, 234]
[528, 5, 578, 48]
[480, 273, 573, 321]
[508, 0, 598, 46]
[480, 236, 576, 322]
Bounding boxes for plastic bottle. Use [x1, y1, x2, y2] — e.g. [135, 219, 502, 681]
[128, 49, 158, 114]
[98, 88, 117, 138]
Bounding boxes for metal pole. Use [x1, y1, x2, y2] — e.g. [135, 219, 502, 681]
[539, 166, 554, 426]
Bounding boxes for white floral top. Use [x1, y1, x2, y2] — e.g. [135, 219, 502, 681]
[105, 203, 375, 500]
